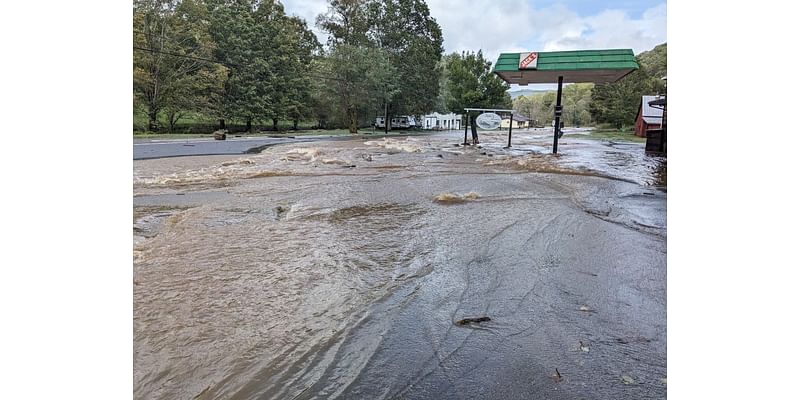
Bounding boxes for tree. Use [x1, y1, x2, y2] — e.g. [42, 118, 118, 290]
[373, 0, 443, 120]
[443, 50, 511, 142]
[590, 43, 666, 129]
[443, 50, 511, 112]
[322, 44, 398, 133]
[316, 0, 374, 47]
[279, 17, 321, 130]
[317, 0, 443, 131]
[133, 0, 225, 132]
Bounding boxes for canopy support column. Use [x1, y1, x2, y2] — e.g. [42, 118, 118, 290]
[506, 113, 513, 148]
[552, 75, 564, 154]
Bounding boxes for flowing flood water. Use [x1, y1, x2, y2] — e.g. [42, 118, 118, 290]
[133, 129, 666, 399]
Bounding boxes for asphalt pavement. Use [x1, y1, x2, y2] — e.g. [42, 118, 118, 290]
[133, 136, 316, 160]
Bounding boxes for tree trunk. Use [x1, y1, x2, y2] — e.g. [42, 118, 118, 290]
[292, 119, 298, 130]
[168, 113, 176, 133]
[471, 116, 479, 144]
[348, 107, 358, 134]
[219, 119, 226, 130]
[272, 118, 278, 131]
[384, 102, 389, 134]
[148, 108, 159, 132]
[246, 117, 252, 133]
[167, 111, 182, 133]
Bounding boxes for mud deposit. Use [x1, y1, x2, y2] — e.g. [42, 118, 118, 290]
[134, 130, 666, 399]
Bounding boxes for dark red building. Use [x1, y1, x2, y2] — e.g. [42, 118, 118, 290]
[634, 95, 664, 137]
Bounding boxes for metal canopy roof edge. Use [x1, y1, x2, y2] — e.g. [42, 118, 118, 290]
[493, 49, 639, 84]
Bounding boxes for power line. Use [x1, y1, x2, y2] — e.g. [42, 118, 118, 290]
[134, 46, 235, 67]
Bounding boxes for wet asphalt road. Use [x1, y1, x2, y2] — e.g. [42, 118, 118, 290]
[133, 136, 310, 160]
[133, 133, 432, 160]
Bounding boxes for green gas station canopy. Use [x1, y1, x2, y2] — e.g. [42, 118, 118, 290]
[493, 49, 639, 84]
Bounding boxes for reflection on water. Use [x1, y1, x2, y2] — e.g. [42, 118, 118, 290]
[134, 130, 667, 399]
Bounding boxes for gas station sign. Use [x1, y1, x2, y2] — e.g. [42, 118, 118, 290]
[519, 52, 538, 69]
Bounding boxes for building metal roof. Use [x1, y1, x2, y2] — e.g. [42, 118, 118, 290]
[493, 49, 639, 84]
[502, 113, 530, 122]
[641, 95, 664, 117]
[639, 95, 664, 125]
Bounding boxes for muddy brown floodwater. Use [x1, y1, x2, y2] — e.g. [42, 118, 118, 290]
[134, 129, 666, 399]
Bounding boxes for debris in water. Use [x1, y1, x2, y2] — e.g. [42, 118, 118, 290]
[551, 368, 563, 383]
[579, 341, 590, 352]
[660, 377, 667, 385]
[275, 205, 290, 220]
[322, 158, 347, 165]
[578, 305, 596, 313]
[434, 192, 481, 204]
[455, 316, 491, 325]
[621, 374, 636, 385]
[436, 154, 443, 158]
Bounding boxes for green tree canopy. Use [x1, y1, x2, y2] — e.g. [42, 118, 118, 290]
[443, 50, 512, 112]
[134, 0, 226, 131]
[373, 0, 443, 116]
[590, 43, 666, 129]
[320, 44, 398, 133]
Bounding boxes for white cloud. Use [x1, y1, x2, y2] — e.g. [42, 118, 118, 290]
[281, 0, 666, 61]
[543, 3, 667, 53]
[280, 0, 330, 42]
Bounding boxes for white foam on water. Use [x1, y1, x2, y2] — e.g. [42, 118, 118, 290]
[364, 138, 422, 153]
[283, 147, 323, 161]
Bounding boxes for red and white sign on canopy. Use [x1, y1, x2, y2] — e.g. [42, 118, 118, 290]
[518, 52, 538, 69]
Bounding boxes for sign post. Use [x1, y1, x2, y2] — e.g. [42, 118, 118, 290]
[507, 113, 513, 148]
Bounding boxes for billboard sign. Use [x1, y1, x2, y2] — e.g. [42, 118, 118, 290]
[476, 112, 502, 130]
[519, 52, 538, 69]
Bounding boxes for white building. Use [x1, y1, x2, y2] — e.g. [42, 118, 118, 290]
[421, 112, 462, 130]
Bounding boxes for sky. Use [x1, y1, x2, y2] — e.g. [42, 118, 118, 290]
[282, 0, 667, 90]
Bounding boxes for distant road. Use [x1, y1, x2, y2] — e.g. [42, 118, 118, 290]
[133, 132, 444, 160]
[133, 135, 334, 160]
